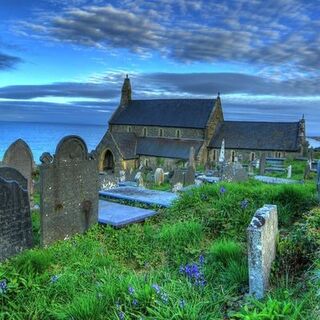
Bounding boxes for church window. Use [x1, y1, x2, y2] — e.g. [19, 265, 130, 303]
[212, 149, 217, 161]
[231, 150, 236, 162]
[176, 129, 181, 138]
[275, 151, 282, 158]
[159, 128, 163, 137]
[250, 152, 255, 161]
[143, 127, 147, 136]
[127, 126, 132, 133]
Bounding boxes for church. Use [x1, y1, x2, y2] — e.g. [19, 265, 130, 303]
[96, 76, 307, 173]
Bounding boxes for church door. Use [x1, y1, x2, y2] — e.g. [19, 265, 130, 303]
[103, 150, 115, 172]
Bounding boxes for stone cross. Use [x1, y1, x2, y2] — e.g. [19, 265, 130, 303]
[287, 165, 292, 179]
[317, 160, 320, 202]
[219, 139, 225, 163]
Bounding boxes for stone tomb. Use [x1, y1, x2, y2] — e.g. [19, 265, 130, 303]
[98, 200, 157, 227]
[2, 139, 34, 196]
[0, 168, 33, 262]
[40, 136, 99, 246]
[247, 205, 278, 299]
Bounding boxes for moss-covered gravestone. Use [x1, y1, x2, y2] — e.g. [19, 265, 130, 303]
[0, 168, 33, 262]
[39, 136, 99, 246]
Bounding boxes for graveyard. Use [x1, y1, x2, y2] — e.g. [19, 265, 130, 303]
[0, 137, 320, 319]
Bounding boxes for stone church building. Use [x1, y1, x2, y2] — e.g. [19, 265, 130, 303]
[96, 76, 307, 173]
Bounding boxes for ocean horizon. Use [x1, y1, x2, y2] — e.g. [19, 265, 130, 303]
[0, 121, 107, 163]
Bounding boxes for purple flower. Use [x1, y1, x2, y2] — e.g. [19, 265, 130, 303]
[152, 283, 161, 294]
[118, 311, 125, 320]
[50, 275, 59, 283]
[199, 255, 205, 265]
[180, 262, 206, 287]
[128, 286, 135, 295]
[241, 199, 249, 209]
[220, 186, 227, 194]
[179, 299, 186, 308]
[0, 280, 7, 294]
[132, 299, 138, 306]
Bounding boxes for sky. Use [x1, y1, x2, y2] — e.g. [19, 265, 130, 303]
[0, 0, 319, 135]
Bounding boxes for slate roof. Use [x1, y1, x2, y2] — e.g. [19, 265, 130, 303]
[136, 137, 203, 159]
[109, 99, 216, 129]
[209, 121, 300, 151]
[110, 132, 137, 159]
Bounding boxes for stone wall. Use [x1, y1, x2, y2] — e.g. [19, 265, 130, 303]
[247, 204, 278, 299]
[40, 136, 99, 246]
[208, 148, 302, 164]
[110, 125, 204, 140]
[0, 170, 33, 262]
[139, 155, 186, 171]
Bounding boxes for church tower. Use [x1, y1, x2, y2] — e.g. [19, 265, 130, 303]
[120, 74, 131, 106]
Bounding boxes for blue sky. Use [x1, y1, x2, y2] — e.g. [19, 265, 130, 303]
[0, 0, 319, 135]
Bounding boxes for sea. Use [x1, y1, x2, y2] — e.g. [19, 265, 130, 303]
[0, 121, 107, 163]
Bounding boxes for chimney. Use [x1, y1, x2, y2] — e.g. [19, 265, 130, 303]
[120, 74, 131, 106]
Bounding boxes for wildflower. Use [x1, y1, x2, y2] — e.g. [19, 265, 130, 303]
[132, 299, 138, 306]
[241, 199, 249, 209]
[152, 283, 161, 294]
[179, 299, 186, 308]
[118, 311, 125, 320]
[0, 280, 7, 294]
[50, 275, 59, 283]
[199, 254, 205, 265]
[128, 286, 135, 295]
[160, 292, 169, 304]
[180, 262, 207, 287]
[220, 186, 226, 194]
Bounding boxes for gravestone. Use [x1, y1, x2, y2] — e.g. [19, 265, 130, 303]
[259, 153, 266, 175]
[154, 168, 164, 186]
[184, 166, 195, 186]
[303, 162, 311, 180]
[119, 170, 126, 182]
[40, 136, 99, 246]
[221, 162, 248, 182]
[134, 171, 144, 187]
[2, 139, 34, 196]
[188, 146, 196, 170]
[287, 165, 292, 179]
[219, 139, 225, 163]
[171, 169, 184, 185]
[247, 205, 278, 299]
[317, 161, 320, 202]
[0, 169, 33, 262]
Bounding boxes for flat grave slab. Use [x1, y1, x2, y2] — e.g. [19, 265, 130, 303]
[99, 186, 178, 207]
[254, 175, 302, 185]
[98, 200, 157, 227]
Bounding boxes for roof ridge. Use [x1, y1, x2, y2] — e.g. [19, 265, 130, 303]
[223, 120, 300, 124]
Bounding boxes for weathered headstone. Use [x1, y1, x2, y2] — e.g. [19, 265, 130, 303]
[119, 170, 126, 183]
[218, 139, 225, 163]
[303, 162, 311, 180]
[2, 139, 34, 196]
[259, 153, 266, 175]
[171, 169, 184, 186]
[317, 161, 320, 202]
[134, 171, 144, 187]
[40, 136, 99, 246]
[0, 169, 33, 262]
[188, 146, 196, 170]
[247, 205, 278, 299]
[287, 165, 292, 179]
[184, 166, 195, 186]
[154, 168, 165, 186]
[221, 162, 248, 182]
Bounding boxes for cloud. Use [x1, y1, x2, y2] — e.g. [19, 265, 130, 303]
[0, 82, 118, 99]
[0, 52, 22, 70]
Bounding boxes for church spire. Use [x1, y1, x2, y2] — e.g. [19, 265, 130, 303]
[120, 74, 131, 106]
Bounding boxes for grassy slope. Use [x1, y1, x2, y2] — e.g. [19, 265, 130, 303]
[0, 180, 319, 319]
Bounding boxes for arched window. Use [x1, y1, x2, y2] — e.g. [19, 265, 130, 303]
[159, 128, 163, 137]
[212, 149, 217, 161]
[250, 152, 255, 162]
[176, 129, 181, 138]
[231, 150, 236, 162]
[143, 127, 147, 137]
[127, 126, 132, 133]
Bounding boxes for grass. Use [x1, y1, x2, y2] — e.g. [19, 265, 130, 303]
[0, 179, 319, 319]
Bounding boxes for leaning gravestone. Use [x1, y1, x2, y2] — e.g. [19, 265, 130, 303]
[154, 168, 165, 186]
[247, 205, 278, 299]
[2, 139, 34, 196]
[39, 136, 99, 246]
[0, 169, 33, 262]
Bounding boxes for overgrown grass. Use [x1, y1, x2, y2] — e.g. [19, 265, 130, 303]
[0, 180, 319, 319]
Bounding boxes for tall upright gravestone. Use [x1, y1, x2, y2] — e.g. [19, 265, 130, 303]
[3, 139, 34, 196]
[40, 136, 99, 246]
[0, 168, 33, 262]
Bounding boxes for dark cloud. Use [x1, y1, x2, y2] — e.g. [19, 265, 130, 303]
[0, 52, 22, 70]
[18, 1, 320, 75]
[0, 82, 118, 99]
